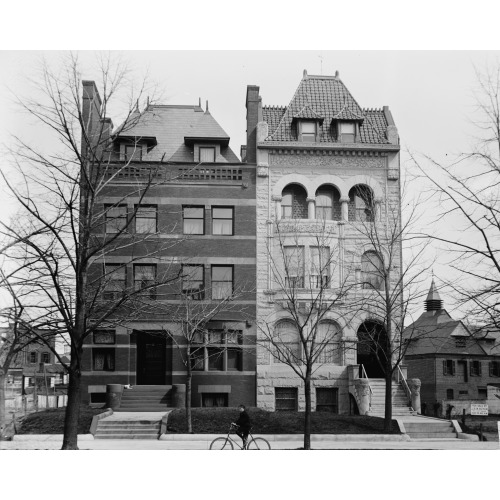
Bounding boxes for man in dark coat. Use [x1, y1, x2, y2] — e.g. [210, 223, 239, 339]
[233, 404, 251, 449]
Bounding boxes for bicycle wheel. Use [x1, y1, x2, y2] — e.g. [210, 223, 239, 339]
[209, 437, 234, 450]
[247, 437, 271, 450]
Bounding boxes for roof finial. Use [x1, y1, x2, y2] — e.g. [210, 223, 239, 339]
[303, 69, 308, 79]
[335, 70, 340, 80]
[206, 100, 209, 112]
[199, 97, 201, 108]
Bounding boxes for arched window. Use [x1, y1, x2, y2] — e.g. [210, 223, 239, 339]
[314, 322, 341, 364]
[316, 186, 342, 221]
[282, 184, 308, 219]
[361, 251, 384, 290]
[273, 320, 301, 364]
[348, 185, 374, 222]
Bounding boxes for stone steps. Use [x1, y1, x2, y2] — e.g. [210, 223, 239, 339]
[94, 420, 161, 440]
[117, 385, 172, 412]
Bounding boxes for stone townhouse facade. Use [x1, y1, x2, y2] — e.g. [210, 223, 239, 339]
[80, 82, 257, 408]
[404, 281, 500, 416]
[246, 70, 401, 414]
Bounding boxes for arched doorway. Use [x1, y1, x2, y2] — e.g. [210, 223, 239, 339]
[356, 321, 388, 378]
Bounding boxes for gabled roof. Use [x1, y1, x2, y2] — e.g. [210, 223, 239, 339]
[264, 73, 391, 145]
[113, 105, 239, 163]
[403, 310, 487, 357]
[292, 104, 324, 123]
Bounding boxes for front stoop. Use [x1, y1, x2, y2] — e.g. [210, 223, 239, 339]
[94, 419, 161, 440]
[366, 379, 415, 417]
[117, 385, 172, 412]
[403, 420, 459, 440]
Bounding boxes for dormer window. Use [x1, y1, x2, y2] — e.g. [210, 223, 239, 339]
[339, 122, 356, 143]
[124, 144, 142, 161]
[200, 147, 216, 162]
[299, 121, 317, 142]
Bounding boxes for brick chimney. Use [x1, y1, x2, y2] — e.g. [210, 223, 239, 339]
[245, 85, 261, 164]
[81, 80, 103, 155]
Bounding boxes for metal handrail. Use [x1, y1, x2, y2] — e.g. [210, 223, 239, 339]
[396, 365, 412, 406]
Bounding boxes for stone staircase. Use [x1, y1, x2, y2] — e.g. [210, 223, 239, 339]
[117, 385, 172, 412]
[94, 418, 161, 440]
[403, 420, 458, 440]
[366, 379, 415, 417]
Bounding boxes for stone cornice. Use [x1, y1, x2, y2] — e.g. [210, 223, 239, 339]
[258, 141, 399, 154]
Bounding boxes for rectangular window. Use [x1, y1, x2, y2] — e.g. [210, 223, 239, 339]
[339, 122, 355, 143]
[190, 346, 205, 371]
[310, 247, 330, 288]
[207, 347, 224, 371]
[41, 352, 50, 364]
[202, 393, 228, 407]
[446, 389, 454, 400]
[443, 359, 455, 376]
[199, 147, 215, 163]
[227, 348, 242, 371]
[182, 265, 205, 300]
[135, 205, 157, 233]
[105, 205, 127, 233]
[490, 361, 500, 377]
[301, 121, 316, 142]
[30, 352, 37, 363]
[478, 387, 487, 399]
[211, 266, 233, 300]
[212, 207, 234, 235]
[316, 388, 338, 413]
[125, 144, 142, 161]
[183, 206, 205, 235]
[470, 360, 482, 376]
[93, 349, 115, 371]
[455, 338, 467, 348]
[275, 387, 298, 411]
[93, 330, 116, 344]
[284, 246, 305, 288]
[103, 264, 126, 300]
[134, 264, 157, 300]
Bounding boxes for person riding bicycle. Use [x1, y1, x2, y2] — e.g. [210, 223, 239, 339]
[232, 404, 251, 449]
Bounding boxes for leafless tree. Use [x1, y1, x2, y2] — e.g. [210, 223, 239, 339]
[347, 183, 433, 431]
[0, 53, 182, 449]
[410, 63, 500, 348]
[259, 219, 354, 450]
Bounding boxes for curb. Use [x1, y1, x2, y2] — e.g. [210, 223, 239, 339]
[13, 434, 94, 442]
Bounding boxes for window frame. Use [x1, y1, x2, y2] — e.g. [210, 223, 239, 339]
[105, 204, 128, 234]
[284, 246, 305, 289]
[29, 352, 37, 364]
[299, 121, 317, 142]
[183, 206, 205, 235]
[489, 360, 500, 377]
[339, 121, 356, 143]
[212, 206, 234, 236]
[310, 246, 331, 289]
[273, 320, 301, 364]
[181, 264, 205, 300]
[92, 348, 116, 372]
[41, 352, 50, 364]
[133, 264, 157, 300]
[470, 360, 482, 377]
[103, 264, 127, 301]
[281, 185, 308, 219]
[275, 387, 298, 411]
[211, 265, 233, 300]
[199, 146, 216, 163]
[124, 144, 142, 162]
[315, 387, 339, 413]
[443, 359, 456, 376]
[361, 251, 384, 291]
[135, 205, 158, 234]
[93, 330, 116, 345]
[446, 389, 454, 400]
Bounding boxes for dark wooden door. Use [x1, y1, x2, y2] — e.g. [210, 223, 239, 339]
[137, 332, 166, 385]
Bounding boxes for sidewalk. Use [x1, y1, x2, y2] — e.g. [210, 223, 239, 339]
[1, 434, 498, 450]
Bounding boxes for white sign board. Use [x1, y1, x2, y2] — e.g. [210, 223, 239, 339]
[471, 403, 488, 415]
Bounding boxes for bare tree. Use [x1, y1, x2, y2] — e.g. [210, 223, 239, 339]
[410, 63, 500, 346]
[259, 219, 354, 450]
[347, 184, 433, 431]
[0, 54, 181, 449]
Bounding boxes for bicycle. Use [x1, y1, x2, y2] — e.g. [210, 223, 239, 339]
[209, 423, 271, 450]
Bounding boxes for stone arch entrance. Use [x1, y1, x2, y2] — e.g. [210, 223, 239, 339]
[356, 320, 388, 378]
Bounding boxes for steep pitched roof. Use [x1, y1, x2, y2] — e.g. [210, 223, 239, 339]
[262, 106, 286, 137]
[113, 105, 239, 163]
[264, 73, 391, 144]
[404, 310, 487, 356]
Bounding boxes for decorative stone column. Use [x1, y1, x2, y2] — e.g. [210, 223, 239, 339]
[408, 378, 421, 414]
[340, 197, 349, 221]
[354, 379, 371, 415]
[272, 195, 282, 220]
[307, 197, 315, 219]
[374, 199, 382, 221]
[105, 384, 123, 410]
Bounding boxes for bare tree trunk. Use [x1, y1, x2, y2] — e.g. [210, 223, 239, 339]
[303, 369, 312, 450]
[186, 345, 193, 433]
[384, 368, 393, 432]
[61, 362, 81, 450]
[0, 370, 6, 434]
